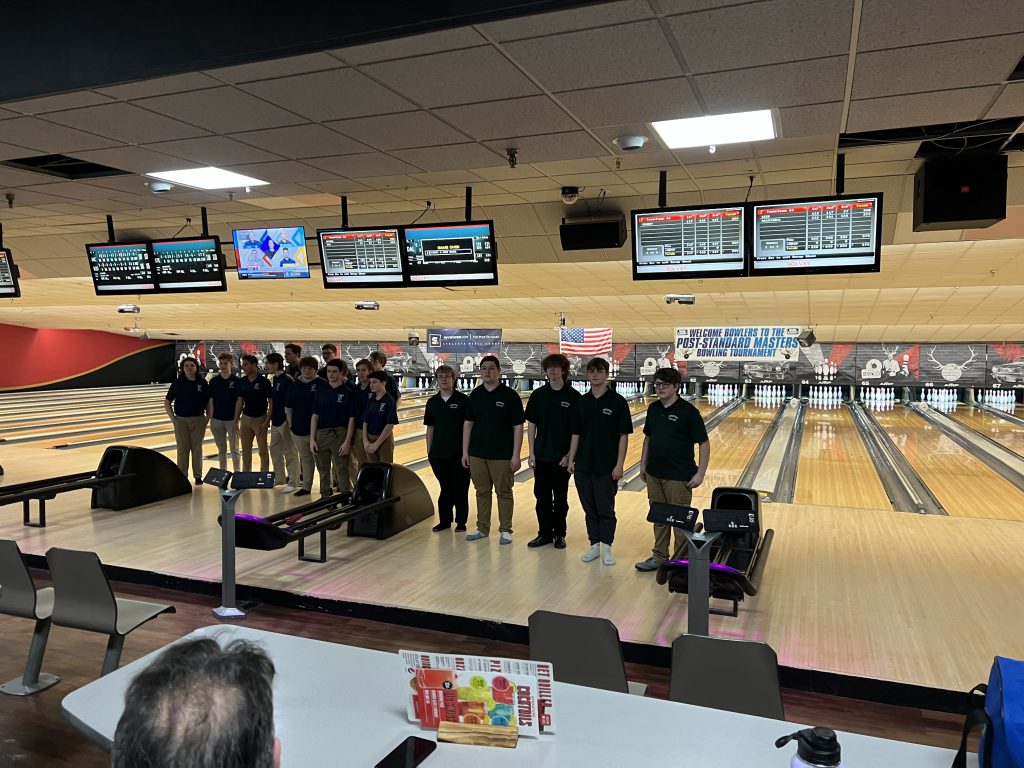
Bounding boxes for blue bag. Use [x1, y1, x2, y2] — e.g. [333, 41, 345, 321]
[954, 657, 1024, 768]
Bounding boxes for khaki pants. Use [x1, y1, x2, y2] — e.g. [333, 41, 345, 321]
[209, 418, 239, 472]
[646, 473, 693, 561]
[292, 430, 315, 491]
[349, 427, 366, 486]
[269, 422, 298, 486]
[172, 415, 206, 481]
[314, 427, 351, 496]
[238, 414, 269, 473]
[469, 457, 515, 535]
[365, 432, 395, 464]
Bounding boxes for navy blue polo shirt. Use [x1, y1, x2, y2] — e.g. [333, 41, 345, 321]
[270, 372, 292, 427]
[208, 373, 239, 421]
[285, 377, 321, 437]
[166, 376, 209, 417]
[238, 374, 273, 418]
[363, 393, 399, 436]
[314, 382, 356, 430]
[353, 384, 372, 429]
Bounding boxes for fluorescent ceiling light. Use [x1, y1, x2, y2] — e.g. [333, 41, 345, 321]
[651, 110, 776, 149]
[146, 167, 269, 190]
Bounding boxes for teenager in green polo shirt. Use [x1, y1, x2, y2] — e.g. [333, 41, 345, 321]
[462, 355, 525, 544]
[525, 353, 580, 550]
[424, 364, 471, 532]
[635, 367, 710, 572]
[567, 357, 633, 566]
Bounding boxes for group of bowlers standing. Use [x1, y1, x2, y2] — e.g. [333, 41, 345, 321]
[424, 352, 711, 571]
[166, 345, 711, 571]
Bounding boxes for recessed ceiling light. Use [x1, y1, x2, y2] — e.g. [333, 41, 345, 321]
[146, 167, 268, 190]
[651, 110, 776, 149]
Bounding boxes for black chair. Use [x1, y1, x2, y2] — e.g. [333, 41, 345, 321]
[529, 609, 633, 694]
[669, 633, 785, 719]
[0, 540, 60, 695]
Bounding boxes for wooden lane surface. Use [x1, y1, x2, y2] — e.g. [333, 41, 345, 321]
[948, 405, 1024, 456]
[0, 392, 162, 417]
[794, 406, 892, 510]
[0, 384, 159, 403]
[0, 403, 166, 431]
[3, 434, 1023, 693]
[873, 405, 1024, 521]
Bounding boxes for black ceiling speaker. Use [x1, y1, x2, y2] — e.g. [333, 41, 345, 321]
[797, 329, 816, 348]
[559, 215, 626, 250]
[913, 155, 1007, 231]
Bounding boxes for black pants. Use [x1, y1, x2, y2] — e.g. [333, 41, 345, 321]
[429, 456, 470, 526]
[533, 460, 571, 537]
[574, 471, 617, 545]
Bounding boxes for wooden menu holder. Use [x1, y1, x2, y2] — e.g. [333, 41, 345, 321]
[437, 721, 519, 748]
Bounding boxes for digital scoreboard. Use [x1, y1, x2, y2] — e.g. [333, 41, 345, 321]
[0, 248, 20, 297]
[632, 205, 747, 279]
[87, 242, 157, 295]
[151, 237, 227, 292]
[318, 227, 405, 288]
[402, 221, 498, 286]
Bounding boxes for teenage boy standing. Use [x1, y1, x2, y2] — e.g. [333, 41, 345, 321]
[424, 365, 471, 532]
[462, 356, 525, 545]
[635, 367, 710, 572]
[525, 353, 580, 550]
[309, 359, 355, 497]
[362, 371, 399, 463]
[284, 356, 321, 497]
[264, 352, 298, 492]
[368, 350, 402, 405]
[283, 344, 303, 378]
[568, 357, 632, 566]
[349, 358, 372, 486]
[208, 352, 240, 472]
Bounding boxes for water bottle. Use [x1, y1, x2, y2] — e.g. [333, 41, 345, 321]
[775, 727, 843, 767]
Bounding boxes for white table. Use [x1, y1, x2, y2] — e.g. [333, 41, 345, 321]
[62, 625, 970, 767]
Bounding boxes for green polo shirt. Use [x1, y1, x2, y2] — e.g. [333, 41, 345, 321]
[643, 397, 709, 481]
[467, 384, 526, 460]
[524, 383, 581, 463]
[570, 388, 633, 474]
[423, 390, 470, 459]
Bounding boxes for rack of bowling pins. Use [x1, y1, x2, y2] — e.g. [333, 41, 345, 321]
[974, 388, 1018, 412]
[916, 387, 960, 413]
[804, 385, 844, 409]
[751, 384, 786, 406]
[706, 384, 739, 405]
[860, 386, 898, 411]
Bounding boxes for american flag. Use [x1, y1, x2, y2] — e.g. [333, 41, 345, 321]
[560, 327, 613, 358]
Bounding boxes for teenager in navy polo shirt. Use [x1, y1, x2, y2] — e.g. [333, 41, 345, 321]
[207, 352, 240, 472]
[284, 355, 321, 497]
[363, 370, 400, 463]
[264, 352, 298, 492]
[164, 356, 210, 484]
[310, 358, 355, 497]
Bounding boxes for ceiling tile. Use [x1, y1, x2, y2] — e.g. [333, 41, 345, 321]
[134, 87, 306, 133]
[363, 47, 539, 107]
[841, 143, 920, 164]
[480, 0, 654, 41]
[334, 28, 488, 64]
[144, 136, 284, 166]
[0, 140, 34, 160]
[2, 91, 114, 115]
[434, 96, 579, 141]
[95, 72, 223, 100]
[68, 145, 197, 174]
[0, 116, 119, 153]
[852, 35, 1024, 99]
[754, 135, 837, 156]
[778, 103, 844, 137]
[696, 58, 848, 111]
[327, 111, 471, 149]
[410, 170, 487, 185]
[762, 167, 834, 184]
[858, 0, 1024, 51]
[987, 82, 1024, 119]
[204, 53, 343, 84]
[241, 69, 414, 121]
[504, 21, 683, 91]
[846, 86, 999, 132]
[304, 152, 424, 176]
[556, 77, 701, 127]
[756, 151, 834, 172]
[45, 103, 211, 144]
[222, 160, 339, 184]
[484, 132, 608, 164]
[391, 143, 506, 172]
[229, 124, 369, 158]
[667, 0, 853, 73]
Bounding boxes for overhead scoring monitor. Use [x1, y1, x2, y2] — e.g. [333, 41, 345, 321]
[151, 236, 227, 293]
[402, 221, 497, 286]
[752, 193, 883, 275]
[632, 205, 747, 279]
[86, 242, 157, 295]
[0, 248, 21, 298]
[232, 226, 308, 279]
[318, 227, 405, 288]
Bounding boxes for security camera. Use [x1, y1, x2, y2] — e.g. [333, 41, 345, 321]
[354, 301, 380, 311]
[147, 181, 173, 193]
[408, 333, 420, 346]
[116, 304, 142, 314]
[664, 294, 696, 305]
[613, 135, 647, 152]
[561, 186, 580, 204]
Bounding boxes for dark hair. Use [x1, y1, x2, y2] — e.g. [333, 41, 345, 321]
[240, 354, 258, 366]
[480, 355, 500, 369]
[586, 357, 609, 373]
[368, 370, 388, 383]
[368, 350, 387, 366]
[112, 638, 276, 768]
[321, 343, 337, 355]
[299, 356, 318, 370]
[326, 358, 348, 375]
[217, 352, 234, 362]
[653, 367, 681, 386]
[284, 343, 302, 356]
[355, 358, 371, 371]
[178, 356, 200, 376]
[264, 352, 283, 369]
[541, 353, 570, 376]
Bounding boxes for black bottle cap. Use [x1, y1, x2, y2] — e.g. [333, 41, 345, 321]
[795, 727, 841, 766]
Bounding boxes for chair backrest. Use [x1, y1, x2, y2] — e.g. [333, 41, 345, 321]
[710, 486, 759, 513]
[669, 633, 785, 719]
[528, 610, 629, 694]
[0, 539, 39, 619]
[45, 547, 117, 634]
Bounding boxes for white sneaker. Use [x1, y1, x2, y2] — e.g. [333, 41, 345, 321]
[279, 484, 296, 493]
[581, 544, 600, 562]
[601, 544, 616, 566]
[499, 532, 513, 545]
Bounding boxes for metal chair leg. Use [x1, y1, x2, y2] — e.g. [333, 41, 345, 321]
[101, 634, 125, 676]
[1, 618, 61, 696]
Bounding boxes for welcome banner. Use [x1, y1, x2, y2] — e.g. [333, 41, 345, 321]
[675, 326, 802, 362]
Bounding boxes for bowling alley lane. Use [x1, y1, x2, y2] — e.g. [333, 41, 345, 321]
[873, 405, 1024, 521]
[793, 405, 892, 510]
[947, 404, 1024, 457]
[697, 399, 779, 489]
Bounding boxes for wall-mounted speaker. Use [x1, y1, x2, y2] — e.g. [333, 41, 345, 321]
[559, 215, 626, 250]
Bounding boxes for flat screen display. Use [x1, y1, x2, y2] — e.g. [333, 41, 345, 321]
[318, 227, 405, 288]
[151, 236, 227, 293]
[232, 226, 309, 279]
[632, 205, 747, 279]
[752, 194, 882, 275]
[86, 242, 157, 295]
[402, 221, 498, 286]
[0, 248, 20, 297]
